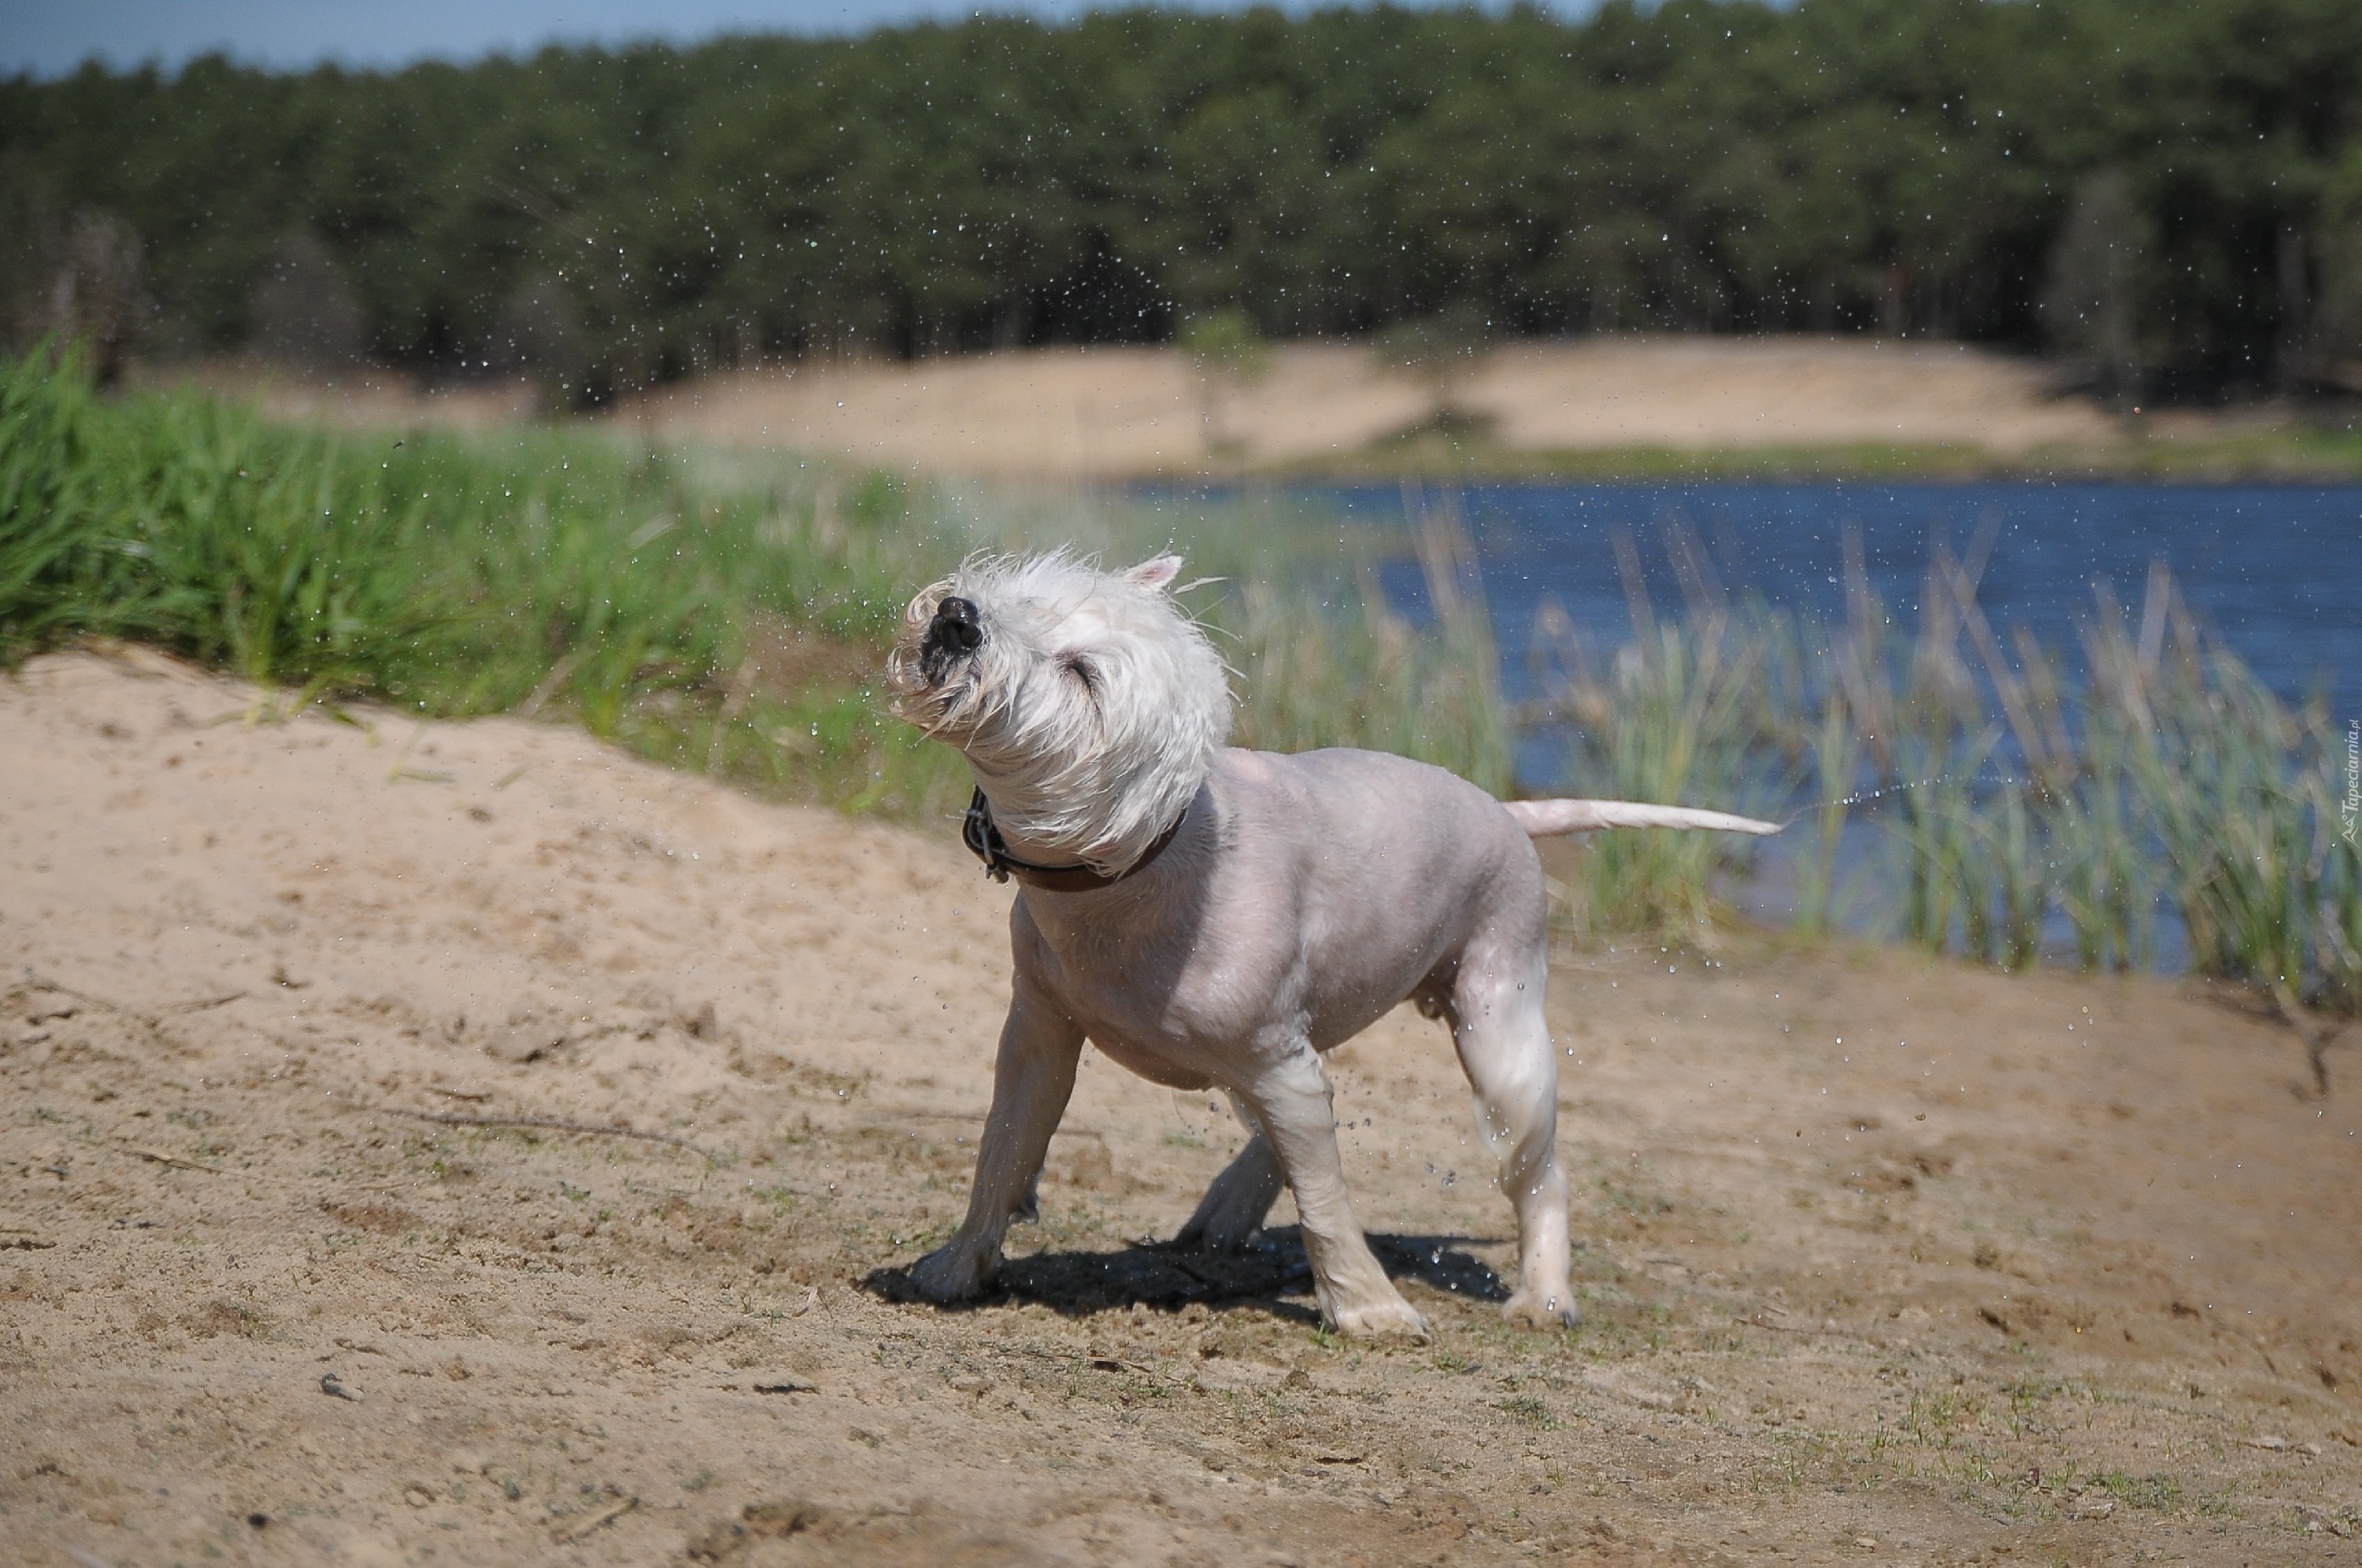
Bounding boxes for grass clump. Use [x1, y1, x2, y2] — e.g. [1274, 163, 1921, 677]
[1221, 487, 1512, 796]
[1524, 517, 2358, 1020]
[1, 347, 972, 819]
[1527, 521, 1773, 945]
[1496, 1393, 1561, 1430]
[2097, 1470, 2182, 1511]
[1552, 616, 1766, 942]
[0, 349, 1512, 823]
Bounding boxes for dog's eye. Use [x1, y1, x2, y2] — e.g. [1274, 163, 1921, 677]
[1061, 655, 1099, 696]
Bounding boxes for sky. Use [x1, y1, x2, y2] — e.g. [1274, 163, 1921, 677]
[2, 0, 1605, 79]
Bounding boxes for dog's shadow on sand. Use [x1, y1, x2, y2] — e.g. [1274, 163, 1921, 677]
[864, 1226, 1507, 1321]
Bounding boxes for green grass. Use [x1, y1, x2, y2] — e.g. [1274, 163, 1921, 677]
[1549, 616, 1772, 943]
[1318, 431, 2052, 483]
[2, 347, 972, 817]
[1270, 416, 2362, 484]
[1496, 1393, 1561, 1430]
[0, 348, 1511, 827]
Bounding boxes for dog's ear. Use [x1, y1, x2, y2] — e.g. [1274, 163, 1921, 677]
[1123, 554, 1184, 594]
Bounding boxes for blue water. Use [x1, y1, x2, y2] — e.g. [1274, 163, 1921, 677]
[1338, 483, 2361, 770]
[1153, 480, 2362, 960]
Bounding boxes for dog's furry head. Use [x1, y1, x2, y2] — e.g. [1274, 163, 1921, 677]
[887, 551, 1231, 874]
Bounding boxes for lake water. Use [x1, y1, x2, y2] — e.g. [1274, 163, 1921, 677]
[1318, 481, 2362, 788]
[1157, 480, 2362, 962]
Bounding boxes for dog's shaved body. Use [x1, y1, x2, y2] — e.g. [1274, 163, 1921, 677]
[887, 551, 1774, 1337]
[998, 745, 1563, 1335]
[1028, 747, 1535, 1070]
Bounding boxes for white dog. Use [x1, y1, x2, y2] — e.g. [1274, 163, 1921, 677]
[887, 551, 1775, 1337]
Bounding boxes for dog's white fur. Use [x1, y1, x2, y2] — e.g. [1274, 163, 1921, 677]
[890, 551, 1227, 875]
[887, 551, 1776, 1337]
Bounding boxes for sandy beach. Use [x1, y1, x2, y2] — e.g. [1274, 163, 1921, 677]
[624, 338, 2119, 479]
[146, 336, 2362, 486]
[3, 649, 2357, 1564]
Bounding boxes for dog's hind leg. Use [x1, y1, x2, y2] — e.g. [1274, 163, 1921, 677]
[1241, 1047, 1428, 1340]
[1446, 946, 1578, 1329]
[909, 970, 1083, 1304]
[1173, 1114, 1285, 1251]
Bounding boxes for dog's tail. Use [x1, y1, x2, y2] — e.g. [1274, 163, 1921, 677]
[1504, 799, 1782, 838]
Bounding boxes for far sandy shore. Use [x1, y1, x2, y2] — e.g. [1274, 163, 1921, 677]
[624, 337, 2120, 478]
[144, 337, 2358, 483]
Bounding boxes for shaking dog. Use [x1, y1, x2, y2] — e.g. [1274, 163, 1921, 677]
[887, 551, 1776, 1337]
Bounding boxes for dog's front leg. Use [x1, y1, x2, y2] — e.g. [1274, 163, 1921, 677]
[1243, 1047, 1428, 1340]
[908, 973, 1083, 1304]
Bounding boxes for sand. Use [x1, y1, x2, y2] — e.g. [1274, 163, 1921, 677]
[626, 338, 2117, 478]
[1461, 339, 2115, 456]
[131, 336, 2131, 479]
[4, 649, 2359, 1566]
[129, 358, 548, 436]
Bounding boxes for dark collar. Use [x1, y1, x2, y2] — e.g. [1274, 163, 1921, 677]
[961, 787, 1184, 892]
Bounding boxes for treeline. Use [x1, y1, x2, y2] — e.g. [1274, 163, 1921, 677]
[4, 0, 2359, 401]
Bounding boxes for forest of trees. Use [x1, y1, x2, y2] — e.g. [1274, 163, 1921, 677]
[3, 0, 2359, 404]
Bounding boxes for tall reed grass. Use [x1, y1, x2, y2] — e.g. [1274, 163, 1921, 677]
[1527, 517, 1775, 945]
[1526, 521, 2360, 1018]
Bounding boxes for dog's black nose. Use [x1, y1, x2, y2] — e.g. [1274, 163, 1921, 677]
[931, 596, 983, 653]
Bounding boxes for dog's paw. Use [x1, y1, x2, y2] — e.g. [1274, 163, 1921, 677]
[1173, 1218, 1261, 1253]
[1326, 1296, 1431, 1341]
[1501, 1288, 1580, 1330]
[906, 1242, 996, 1304]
